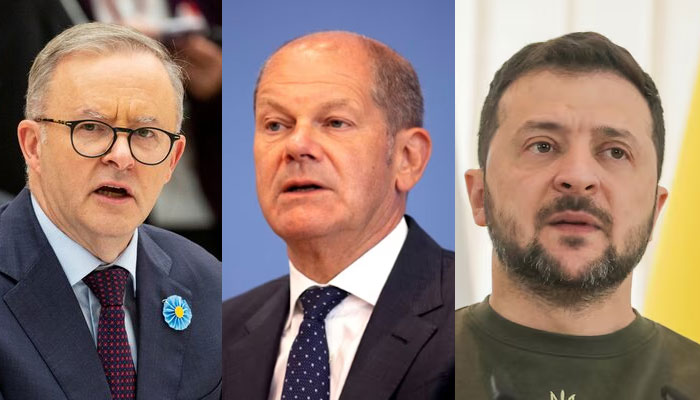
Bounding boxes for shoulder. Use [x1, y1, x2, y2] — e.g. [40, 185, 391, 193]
[403, 215, 454, 268]
[455, 303, 480, 336]
[441, 248, 455, 274]
[402, 216, 454, 292]
[0, 199, 11, 216]
[222, 275, 289, 337]
[138, 223, 221, 282]
[139, 224, 219, 262]
[455, 304, 469, 320]
[652, 320, 700, 357]
[647, 319, 700, 392]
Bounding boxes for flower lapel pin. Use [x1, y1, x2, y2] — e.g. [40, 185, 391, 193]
[162, 295, 192, 331]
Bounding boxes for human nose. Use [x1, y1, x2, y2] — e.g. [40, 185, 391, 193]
[552, 146, 600, 196]
[283, 121, 322, 163]
[101, 132, 135, 170]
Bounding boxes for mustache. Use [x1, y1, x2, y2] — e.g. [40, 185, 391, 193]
[534, 195, 613, 235]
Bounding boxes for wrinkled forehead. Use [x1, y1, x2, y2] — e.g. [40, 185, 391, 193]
[46, 51, 178, 126]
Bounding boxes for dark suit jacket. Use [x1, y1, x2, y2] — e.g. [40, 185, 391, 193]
[0, 189, 222, 400]
[222, 216, 454, 399]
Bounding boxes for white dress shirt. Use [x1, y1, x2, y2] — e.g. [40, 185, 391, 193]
[268, 218, 408, 400]
[31, 195, 139, 368]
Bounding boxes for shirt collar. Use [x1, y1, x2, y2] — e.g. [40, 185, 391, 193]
[286, 217, 408, 328]
[31, 193, 138, 293]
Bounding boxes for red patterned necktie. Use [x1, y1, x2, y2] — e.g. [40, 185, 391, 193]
[83, 266, 136, 399]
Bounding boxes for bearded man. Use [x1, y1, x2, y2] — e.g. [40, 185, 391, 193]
[457, 32, 700, 400]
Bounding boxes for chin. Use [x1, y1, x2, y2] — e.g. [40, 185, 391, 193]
[86, 216, 141, 238]
[272, 216, 339, 242]
[550, 254, 604, 279]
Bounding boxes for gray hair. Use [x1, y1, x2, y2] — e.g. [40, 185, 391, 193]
[25, 22, 184, 131]
[363, 37, 423, 136]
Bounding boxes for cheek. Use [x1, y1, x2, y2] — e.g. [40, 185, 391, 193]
[253, 139, 278, 180]
[42, 150, 80, 189]
[254, 156, 276, 204]
[609, 184, 656, 236]
[486, 173, 541, 235]
[144, 168, 170, 191]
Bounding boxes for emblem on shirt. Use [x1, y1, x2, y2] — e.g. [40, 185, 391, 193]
[550, 390, 576, 400]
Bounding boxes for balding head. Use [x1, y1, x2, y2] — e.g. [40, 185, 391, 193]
[255, 31, 423, 136]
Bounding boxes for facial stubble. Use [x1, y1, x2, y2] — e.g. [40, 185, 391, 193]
[484, 183, 656, 309]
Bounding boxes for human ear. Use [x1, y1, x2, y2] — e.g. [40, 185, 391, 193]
[18, 120, 43, 176]
[465, 169, 487, 226]
[394, 127, 431, 192]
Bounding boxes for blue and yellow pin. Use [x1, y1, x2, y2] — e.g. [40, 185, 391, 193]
[162, 295, 192, 331]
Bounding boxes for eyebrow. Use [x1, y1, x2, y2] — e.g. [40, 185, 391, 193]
[78, 109, 108, 120]
[256, 98, 358, 116]
[76, 109, 159, 126]
[592, 125, 633, 140]
[316, 99, 357, 115]
[516, 120, 567, 135]
[517, 120, 639, 144]
[256, 98, 291, 115]
[134, 116, 159, 125]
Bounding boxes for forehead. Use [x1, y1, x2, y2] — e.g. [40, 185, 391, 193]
[46, 51, 177, 122]
[497, 69, 652, 137]
[256, 38, 374, 108]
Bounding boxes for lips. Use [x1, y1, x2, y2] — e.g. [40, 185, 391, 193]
[281, 180, 325, 193]
[94, 183, 133, 199]
[547, 211, 601, 230]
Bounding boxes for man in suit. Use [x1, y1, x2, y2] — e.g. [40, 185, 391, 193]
[0, 23, 221, 400]
[222, 31, 454, 399]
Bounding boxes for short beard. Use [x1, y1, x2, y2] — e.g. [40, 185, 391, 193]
[484, 184, 655, 310]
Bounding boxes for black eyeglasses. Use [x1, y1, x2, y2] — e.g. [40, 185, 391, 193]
[35, 118, 182, 166]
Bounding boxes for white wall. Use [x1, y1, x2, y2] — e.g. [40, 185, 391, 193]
[456, 0, 700, 309]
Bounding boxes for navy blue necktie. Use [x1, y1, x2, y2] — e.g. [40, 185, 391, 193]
[281, 286, 349, 400]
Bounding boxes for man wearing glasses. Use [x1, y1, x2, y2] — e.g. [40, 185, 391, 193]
[0, 23, 221, 400]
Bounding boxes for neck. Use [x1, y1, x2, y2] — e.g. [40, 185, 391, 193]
[489, 257, 636, 336]
[76, 236, 130, 264]
[287, 212, 403, 284]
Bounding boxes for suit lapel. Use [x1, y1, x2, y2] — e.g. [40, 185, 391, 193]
[134, 229, 193, 400]
[224, 285, 288, 399]
[1, 189, 111, 400]
[340, 218, 445, 400]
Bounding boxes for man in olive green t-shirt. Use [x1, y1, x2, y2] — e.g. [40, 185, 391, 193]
[458, 32, 700, 400]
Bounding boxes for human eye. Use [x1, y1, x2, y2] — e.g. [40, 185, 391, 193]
[324, 118, 353, 130]
[264, 120, 287, 133]
[602, 146, 629, 160]
[327, 119, 348, 128]
[527, 141, 554, 154]
[134, 128, 156, 139]
[76, 121, 109, 134]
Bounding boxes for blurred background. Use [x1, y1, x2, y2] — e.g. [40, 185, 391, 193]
[456, 0, 700, 342]
[223, 0, 455, 299]
[0, 0, 222, 259]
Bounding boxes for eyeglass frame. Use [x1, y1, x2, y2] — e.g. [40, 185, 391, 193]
[35, 118, 182, 166]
